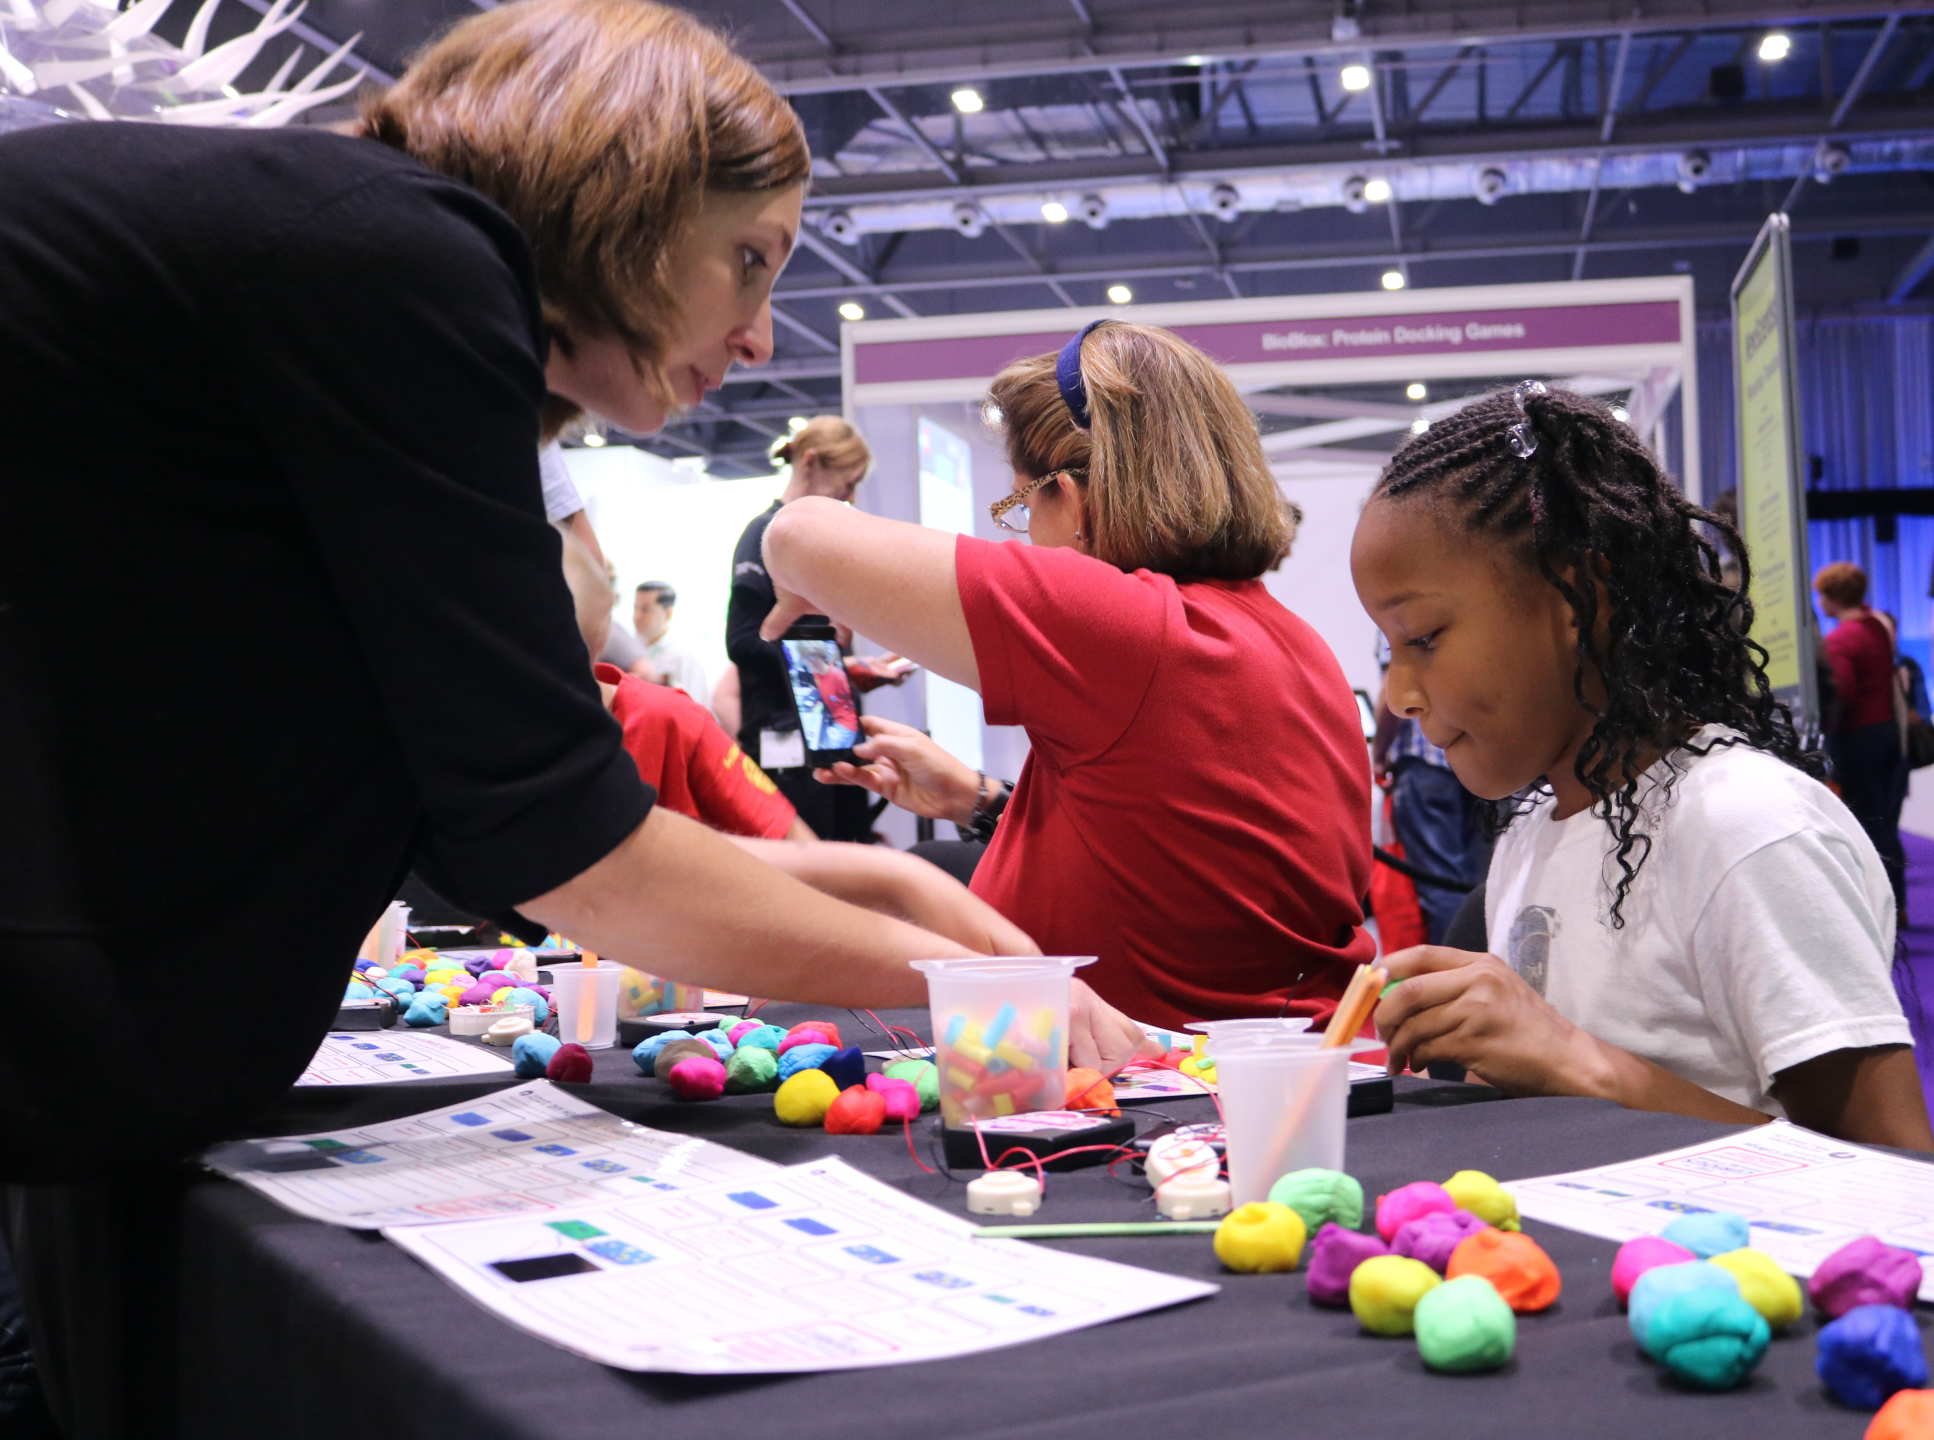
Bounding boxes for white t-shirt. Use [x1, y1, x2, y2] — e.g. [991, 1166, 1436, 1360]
[643, 633, 708, 700]
[1484, 727, 1910, 1114]
[537, 442, 583, 523]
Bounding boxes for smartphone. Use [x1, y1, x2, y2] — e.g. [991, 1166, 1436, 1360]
[779, 622, 865, 765]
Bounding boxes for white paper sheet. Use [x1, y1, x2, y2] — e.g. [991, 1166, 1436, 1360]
[296, 1029, 514, 1087]
[385, 1156, 1217, 1373]
[1512, 1118, 1934, 1302]
[204, 1081, 779, 1229]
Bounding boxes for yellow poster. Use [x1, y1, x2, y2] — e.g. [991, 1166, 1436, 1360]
[1734, 228, 1803, 697]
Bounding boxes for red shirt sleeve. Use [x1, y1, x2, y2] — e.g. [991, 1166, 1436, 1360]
[956, 534, 1170, 767]
[680, 702, 800, 839]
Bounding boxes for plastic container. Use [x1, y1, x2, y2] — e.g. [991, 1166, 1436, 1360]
[613, 967, 705, 1020]
[1208, 1021, 1352, 1204]
[910, 956, 1093, 1127]
[552, 965, 622, 1050]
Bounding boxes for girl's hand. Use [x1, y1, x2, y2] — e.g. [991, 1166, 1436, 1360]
[1374, 946, 1607, 1096]
[813, 717, 983, 825]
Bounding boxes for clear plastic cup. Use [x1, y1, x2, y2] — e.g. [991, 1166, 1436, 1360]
[1208, 1023, 1352, 1204]
[909, 957, 1093, 1127]
[552, 966, 622, 1050]
[612, 968, 705, 1020]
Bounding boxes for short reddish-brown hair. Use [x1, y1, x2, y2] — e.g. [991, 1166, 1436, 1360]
[1814, 561, 1868, 609]
[361, 0, 808, 429]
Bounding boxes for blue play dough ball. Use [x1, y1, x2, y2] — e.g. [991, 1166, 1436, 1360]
[1816, 1304, 1929, 1409]
[344, 980, 376, 1001]
[1649, 1288, 1771, 1390]
[403, 993, 449, 1028]
[776, 1043, 838, 1082]
[697, 1029, 735, 1061]
[374, 977, 416, 1004]
[513, 1032, 563, 1080]
[1629, 1262, 1741, 1356]
[502, 987, 550, 1025]
[632, 1031, 694, 1075]
[820, 1045, 866, 1090]
[1660, 1211, 1750, 1259]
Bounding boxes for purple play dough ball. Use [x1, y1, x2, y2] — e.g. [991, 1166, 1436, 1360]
[1306, 1222, 1391, 1308]
[1808, 1236, 1924, 1319]
[1393, 1209, 1490, 1274]
[463, 955, 496, 977]
[459, 981, 499, 1005]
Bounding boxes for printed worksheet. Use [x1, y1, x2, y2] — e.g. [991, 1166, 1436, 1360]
[1513, 1119, 1934, 1302]
[204, 1081, 778, 1229]
[297, 1030, 515, 1087]
[386, 1156, 1217, 1373]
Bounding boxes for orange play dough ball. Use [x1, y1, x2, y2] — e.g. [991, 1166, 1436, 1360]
[1447, 1227, 1562, 1313]
[1867, 1390, 1934, 1440]
[1063, 1067, 1119, 1116]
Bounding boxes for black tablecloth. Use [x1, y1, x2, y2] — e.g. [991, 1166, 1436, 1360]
[18, 1005, 1932, 1438]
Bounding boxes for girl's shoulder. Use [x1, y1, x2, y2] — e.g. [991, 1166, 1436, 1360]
[1655, 729, 1856, 859]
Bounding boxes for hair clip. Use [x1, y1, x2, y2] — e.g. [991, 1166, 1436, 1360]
[1506, 379, 1548, 459]
[1055, 320, 1109, 430]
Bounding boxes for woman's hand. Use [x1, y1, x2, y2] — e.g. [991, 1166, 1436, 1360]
[1068, 980, 1163, 1076]
[814, 717, 984, 825]
[1374, 946, 1606, 1096]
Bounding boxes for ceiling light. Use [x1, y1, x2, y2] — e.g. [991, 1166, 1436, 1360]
[1181, 54, 1209, 66]
[1611, 404, 1631, 423]
[951, 87, 985, 113]
[1340, 63, 1371, 92]
[1363, 177, 1392, 204]
[1040, 199, 1069, 224]
[582, 430, 607, 448]
[1410, 417, 1429, 435]
[1406, 382, 1427, 401]
[1757, 32, 1791, 63]
[838, 301, 866, 321]
[1381, 270, 1406, 291]
[1107, 284, 1133, 304]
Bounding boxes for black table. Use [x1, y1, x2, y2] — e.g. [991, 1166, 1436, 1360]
[28, 1006, 1934, 1438]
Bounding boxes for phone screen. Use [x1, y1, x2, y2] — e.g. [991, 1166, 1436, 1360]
[780, 637, 863, 754]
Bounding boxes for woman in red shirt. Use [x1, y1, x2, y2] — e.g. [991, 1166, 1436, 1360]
[761, 321, 1373, 1029]
[1815, 561, 1907, 915]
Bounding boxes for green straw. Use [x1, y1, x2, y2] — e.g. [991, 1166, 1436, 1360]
[972, 1221, 1221, 1239]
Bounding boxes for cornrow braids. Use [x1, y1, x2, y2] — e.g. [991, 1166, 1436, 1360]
[1374, 386, 1821, 926]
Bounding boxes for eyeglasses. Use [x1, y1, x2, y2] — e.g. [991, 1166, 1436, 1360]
[989, 469, 1084, 534]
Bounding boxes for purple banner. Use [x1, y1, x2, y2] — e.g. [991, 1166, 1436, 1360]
[852, 301, 1682, 387]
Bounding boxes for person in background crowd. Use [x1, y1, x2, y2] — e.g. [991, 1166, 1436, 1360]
[633, 580, 710, 695]
[1816, 563, 1908, 919]
[1268, 497, 1303, 571]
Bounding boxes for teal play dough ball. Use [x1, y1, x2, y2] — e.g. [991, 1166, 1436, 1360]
[776, 1042, 838, 1082]
[1649, 1288, 1771, 1390]
[344, 980, 376, 1002]
[502, 988, 550, 1025]
[1268, 1168, 1365, 1234]
[1629, 1262, 1742, 1356]
[402, 992, 448, 1028]
[734, 1024, 787, 1054]
[1660, 1211, 1750, 1259]
[1413, 1274, 1516, 1373]
[512, 1032, 562, 1079]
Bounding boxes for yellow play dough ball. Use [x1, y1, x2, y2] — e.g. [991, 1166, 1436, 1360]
[1212, 1202, 1307, 1274]
[1709, 1248, 1803, 1330]
[1443, 1169, 1520, 1232]
[774, 1069, 840, 1127]
[436, 983, 467, 1005]
[1350, 1254, 1443, 1335]
[423, 968, 458, 987]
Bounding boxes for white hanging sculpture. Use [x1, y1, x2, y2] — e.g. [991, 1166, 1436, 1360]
[0, 0, 369, 134]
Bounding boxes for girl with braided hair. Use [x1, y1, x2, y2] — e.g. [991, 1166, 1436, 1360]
[1354, 383, 1928, 1147]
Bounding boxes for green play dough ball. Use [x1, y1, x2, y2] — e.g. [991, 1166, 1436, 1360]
[1267, 1168, 1364, 1234]
[724, 1046, 779, 1094]
[1648, 1288, 1770, 1391]
[1414, 1274, 1516, 1373]
[882, 1058, 940, 1112]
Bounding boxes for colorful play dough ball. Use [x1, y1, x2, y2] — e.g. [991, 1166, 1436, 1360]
[1660, 1210, 1750, 1260]
[1867, 1389, 1934, 1439]
[652, 1038, 716, 1080]
[1375, 1181, 1457, 1242]
[423, 968, 460, 986]
[1809, 1237, 1925, 1320]
[631, 1030, 694, 1075]
[391, 966, 425, 985]
[374, 977, 415, 1004]
[1349, 1254, 1442, 1336]
[780, 1020, 841, 1052]
[724, 1046, 780, 1094]
[1441, 1170, 1520, 1232]
[1649, 1288, 1771, 1390]
[881, 1058, 940, 1111]
[1628, 1262, 1741, 1356]
[512, 1031, 562, 1079]
[1394, 1209, 1489, 1275]
[776, 1042, 839, 1083]
[344, 980, 376, 1002]
[1447, 1228, 1561, 1313]
[459, 980, 499, 1006]
[734, 1023, 787, 1054]
[1709, 1248, 1804, 1331]
[866, 1073, 922, 1122]
[1612, 1236, 1699, 1307]
[402, 992, 449, 1028]
[774, 1069, 840, 1127]
[1267, 1168, 1364, 1235]
[819, 1044, 867, 1091]
[1213, 1202, 1307, 1275]
[1817, 1305, 1930, 1410]
[727, 1020, 764, 1046]
[1306, 1222, 1391, 1308]
[824, 1085, 888, 1135]
[1413, 1273, 1516, 1373]
[546, 1041, 593, 1083]
[666, 1055, 728, 1101]
[502, 987, 549, 1025]
[696, 1028, 736, 1062]
[1063, 1066, 1120, 1116]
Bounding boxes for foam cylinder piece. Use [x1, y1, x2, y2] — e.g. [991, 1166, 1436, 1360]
[402, 992, 449, 1028]
[1447, 1229, 1561, 1313]
[1816, 1305, 1929, 1410]
[774, 1069, 840, 1126]
[1413, 1274, 1516, 1373]
[1267, 1168, 1364, 1235]
[865, 1073, 921, 1122]
[776, 1042, 839, 1082]
[1809, 1237, 1924, 1319]
[546, 1042, 593, 1083]
[1660, 1210, 1750, 1259]
[630, 1030, 695, 1075]
[1394, 1209, 1489, 1274]
[1709, 1248, 1804, 1331]
[1349, 1254, 1442, 1336]
[1866, 1389, 1934, 1439]
[502, 988, 550, 1026]
[696, 1029, 736, 1062]
[512, 1032, 562, 1079]
[1063, 1066, 1119, 1116]
[1649, 1288, 1772, 1390]
[881, 1058, 940, 1111]
[1375, 1182, 1457, 1242]
[1306, 1222, 1391, 1308]
[1628, 1262, 1741, 1356]
[1213, 1202, 1307, 1274]
[725, 1046, 780, 1094]
[1441, 1169, 1520, 1231]
[819, 1045, 866, 1091]
[652, 1038, 715, 1080]
[1156, 1174, 1231, 1221]
[1612, 1236, 1699, 1307]
[734, 1024, 787, 1054]
[824, 1085, 888, 1135]
[666, 1055, 728, 1101]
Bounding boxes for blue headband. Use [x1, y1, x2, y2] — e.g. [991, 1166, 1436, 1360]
[1055, 320, 1108, 430]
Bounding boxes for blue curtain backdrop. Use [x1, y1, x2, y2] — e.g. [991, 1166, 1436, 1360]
[1696, 312, 1934, 678]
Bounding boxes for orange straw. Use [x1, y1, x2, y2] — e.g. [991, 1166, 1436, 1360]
[575, 949, 600, 1045]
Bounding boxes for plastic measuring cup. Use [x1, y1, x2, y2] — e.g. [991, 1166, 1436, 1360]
[1207, 1021, 1351, 1204]
[551, 966, 622, 1049]
[909, 957, 1093, 1127]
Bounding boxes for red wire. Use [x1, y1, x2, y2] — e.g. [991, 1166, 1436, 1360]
[899, 1114, 937, 1174]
